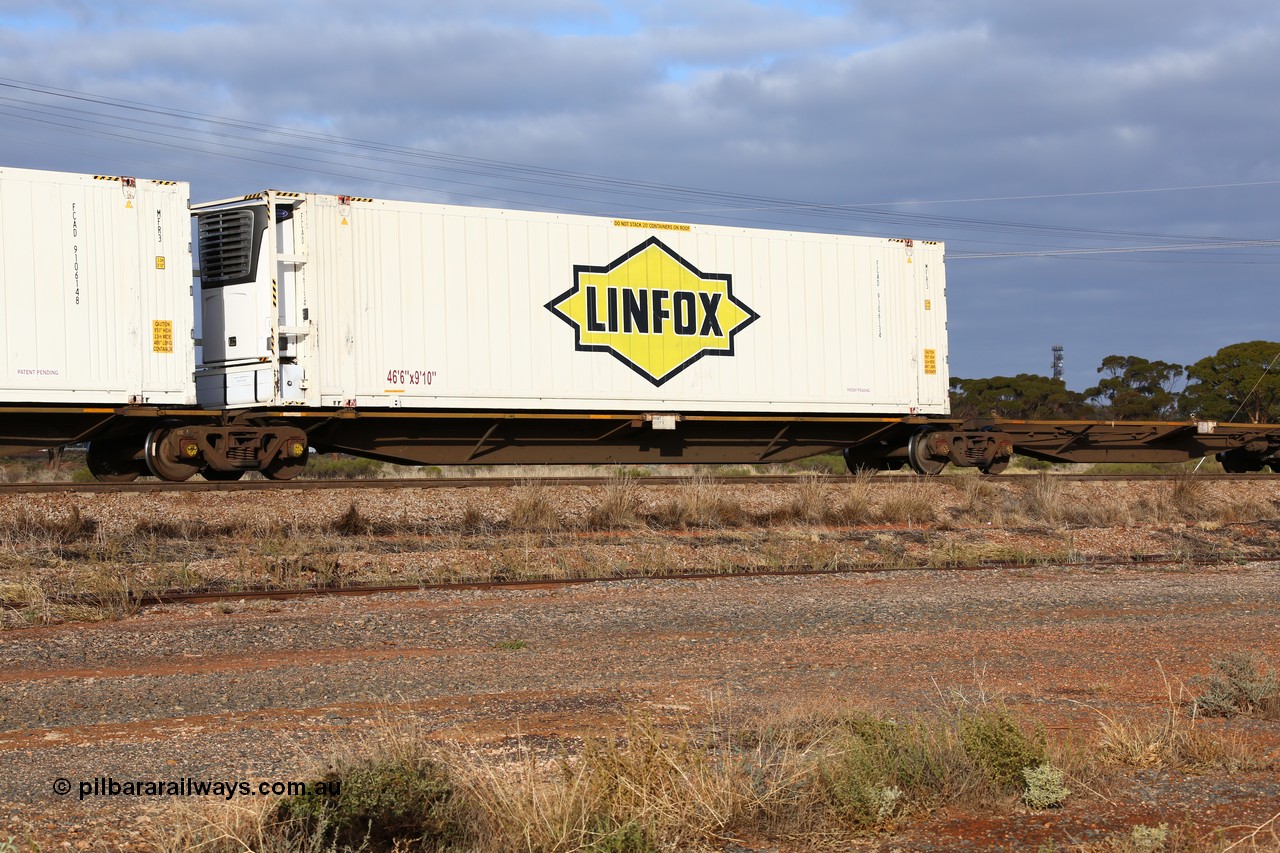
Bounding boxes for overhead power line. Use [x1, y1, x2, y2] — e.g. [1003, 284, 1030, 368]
[0, 76, 1277, 262]
[952, 239, 1280, 260]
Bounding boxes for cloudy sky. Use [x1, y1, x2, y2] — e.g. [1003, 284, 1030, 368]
[2, 0, 1277, 391]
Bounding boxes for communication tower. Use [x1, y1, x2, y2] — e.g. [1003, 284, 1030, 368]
[1051, 345, 1064, 381]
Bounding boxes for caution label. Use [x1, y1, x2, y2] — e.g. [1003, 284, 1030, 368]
[613, 219, 691, 232]
[152, 320, 174, 354]
[546, 237, 758, 386]
[923, 348, 937, 375]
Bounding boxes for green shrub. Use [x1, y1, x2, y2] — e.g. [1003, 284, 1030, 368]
[303, 454, 386, 479]
[957, 707, 1046, 791]
[818, 713, 962, 830]
[1125, 823, 1170, 853]
[1021, 763, 1070, 809]
[1009, 455, 1054, 471]
[1192, 653, 1280, 718]
[275, 755, 459, 849]
[585, 819, 656, 853]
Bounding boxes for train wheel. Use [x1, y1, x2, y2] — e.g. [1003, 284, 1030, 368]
[86, 438, 144, 483]
[842, 448, 880, 475]
[201, 467, 246, 481]
[907, 430, 947, 476]
[144, 429, 201, 482]
[262, 438, 310, 480]
[262, 458, 306, 480]
[1218, 449, 1264, 474]
[980, 457, 1010, 475]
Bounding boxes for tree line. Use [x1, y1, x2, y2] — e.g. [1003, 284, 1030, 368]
[950, 340, 1280, 423]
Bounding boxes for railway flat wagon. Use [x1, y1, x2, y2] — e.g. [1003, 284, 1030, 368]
[7, 167, 1280, 480]
[186, 190, 1280, 475]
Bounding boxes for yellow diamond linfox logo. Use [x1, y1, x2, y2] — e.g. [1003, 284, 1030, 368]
[545, 237, 759, 386]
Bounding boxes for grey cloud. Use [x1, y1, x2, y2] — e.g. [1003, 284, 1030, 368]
[1, 0, 1277, 389]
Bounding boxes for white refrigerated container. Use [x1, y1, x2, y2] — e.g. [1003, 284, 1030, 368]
[0, 166, 195, 405]
[193, 190, 948, 415]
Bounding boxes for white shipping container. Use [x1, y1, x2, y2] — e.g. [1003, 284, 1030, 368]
[0, 167, 195, 405]
[193, 191, 948, 415]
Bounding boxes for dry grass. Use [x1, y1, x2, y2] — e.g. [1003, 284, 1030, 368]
[585, 476, 645, 530]
[155, 696, 1219, 852]
[648, 476, 746, 529]
[458, 713, 767, 851]
[878, 480, 939, 526]
[6, 475, 1280, 628]
[0, 505, 97, 545]
[328, 501, 371, 536]
[142, 657, 1280, 852]
[1093, 667, 1268, 773]
[507, 483, 563, 532]
[1192, 654, 1280, 720]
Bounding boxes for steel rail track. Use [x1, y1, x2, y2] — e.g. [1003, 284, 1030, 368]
[0, 471, 1275, 495]
[12, 553, 1276, 614]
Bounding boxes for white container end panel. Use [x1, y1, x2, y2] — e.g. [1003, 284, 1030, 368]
[0, 167, 195, 405]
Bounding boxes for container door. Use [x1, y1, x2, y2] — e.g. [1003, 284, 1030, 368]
[196, 203, 273, 365]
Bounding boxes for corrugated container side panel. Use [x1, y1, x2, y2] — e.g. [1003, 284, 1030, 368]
[522, 219, 549, 396]
[369, 209, 396, 389]
[57, 185, 89, 387]
[799, 240, 822, 395]
[833, 242, 856, 401]
[505, 219, 527, 388]
[890, 247, 915, 405]
[85, 181, 132, 394]
[0, 186, 10, 380]
[32, 189, 66, 387]
[313, 202, 337, 398]
[138, 187, 197, 401]
[888, 246, 911, 405]
[541, 220, 571, 397]
[1, 180, 37, 388]
[822, 238, 841, 394]
[488, 218, 512, 392]
[336, 206, 357, 397]
[437, 214, 466, 398]
[422, 212, 448, 393]
[880, 248, 901, 405]
[462, 216, 488, 392]
[398, 211, 423, 391]
[862, 245, 885, 404]
[0, 186, 7, 380]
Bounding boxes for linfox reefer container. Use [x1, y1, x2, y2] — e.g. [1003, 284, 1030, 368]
[192, 190, 948, 415]
[0, 167, 195, 405]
